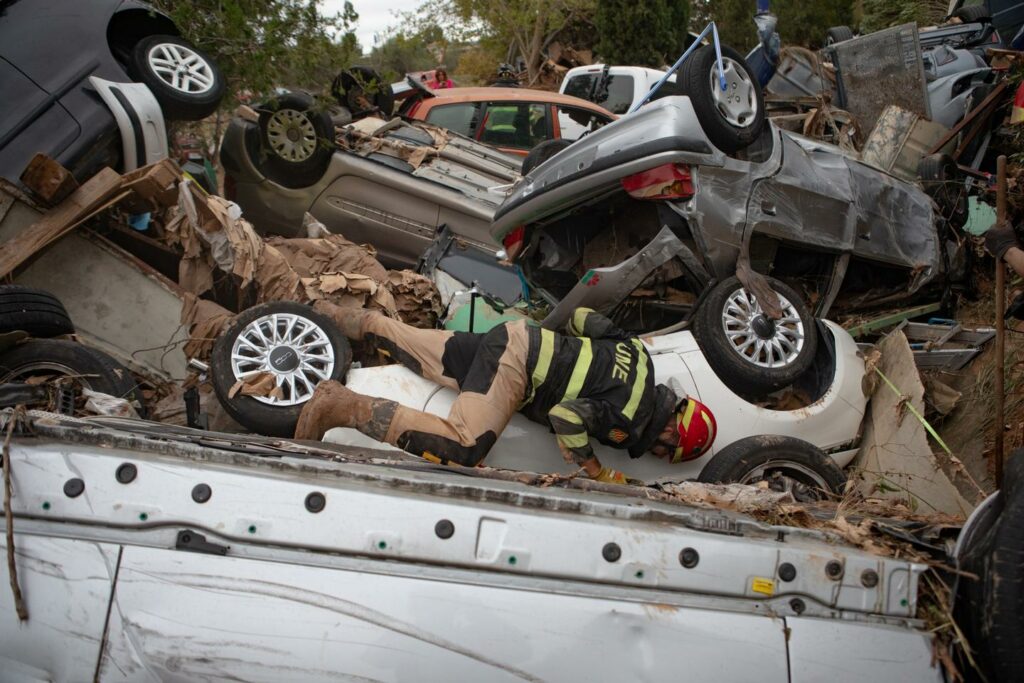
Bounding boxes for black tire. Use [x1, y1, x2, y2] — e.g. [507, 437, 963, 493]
[0, 285, 74, 337]
[825, 25, 856, 45]
[210, 302, 352, 437]
[332, 66, 395, 119]
[919, 154, 968, 230]
[0, 339, 145, 412]
[128, 35, 225, 121]
[955, 451, 1024, 681]
[678, 44, 765, 154]
[522, 139, 572, 175]
[258, 92, 336, 189]
[697, 435, 847, 499]
[693, 276, 817, 394]
[952, 5, 991, 23]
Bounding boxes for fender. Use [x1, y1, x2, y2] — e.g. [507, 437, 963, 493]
[89, 76, 168, 172]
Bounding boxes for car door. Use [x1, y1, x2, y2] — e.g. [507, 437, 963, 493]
[0, 57, 80, 183]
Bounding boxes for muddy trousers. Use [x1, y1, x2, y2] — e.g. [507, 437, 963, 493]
[352, 311, 530, 466]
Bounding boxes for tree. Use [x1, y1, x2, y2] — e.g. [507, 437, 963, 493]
[152, 0, 361, 104]
[696, 0, 853, 51]
[447, 0, 596, 85]
[369, 29, 442, 82]
[861, 0, 948, 33]
[595, 0, 690, 66]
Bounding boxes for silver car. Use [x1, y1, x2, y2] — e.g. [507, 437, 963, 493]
[221, 93, 520, 268]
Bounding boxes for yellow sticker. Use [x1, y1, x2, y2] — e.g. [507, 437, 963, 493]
[751, 577, 775, 596]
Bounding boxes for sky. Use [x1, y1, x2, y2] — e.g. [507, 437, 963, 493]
[321, 0, 411, 54]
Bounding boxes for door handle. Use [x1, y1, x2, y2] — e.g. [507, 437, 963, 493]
[761, 201, 777, 216]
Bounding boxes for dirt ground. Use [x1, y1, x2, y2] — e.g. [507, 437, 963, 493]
[932, 272, 1024, 499]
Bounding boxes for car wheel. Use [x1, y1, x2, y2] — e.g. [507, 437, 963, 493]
[0, 339, 145, 413]
[332, 66, 395, 119]
[210, 302, 352, 437]
[955, 450, 1024, 681]
[522, 139, 572, 175]
[129, 34, 225, 121]
[678, 44, 765, 154]
[919, 154, 968, 230]
[258, 92, 336, 189]
[0, 286, 74, 338]
[952, 5, 991, 23]
[697, 435, 847, 500]
[693, 276, 817, 394]
[825, 25, 856, 45]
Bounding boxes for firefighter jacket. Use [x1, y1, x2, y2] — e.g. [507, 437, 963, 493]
[521, 308, 679, 462]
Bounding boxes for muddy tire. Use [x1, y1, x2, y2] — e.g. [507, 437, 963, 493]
[522, 139, 573, 175]
[919, 154, 968, 230]
[955, 451, 1024, 681]
[952, 5, 990, 23]
[258, 92, 336, 189]
[332, 66, 395, 118]
[211, 302, 351, 437]
[128, 34, 225, 121]
[678, 44, 765, 154]
[825, 26, 855, 45]
[697, 435, 847, 500]
[0, 339, 145, 413]
[693, 276, 817, 394]
[0, 286, 74, 338]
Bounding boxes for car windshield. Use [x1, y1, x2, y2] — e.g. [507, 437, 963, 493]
[563, 73, 634, 115]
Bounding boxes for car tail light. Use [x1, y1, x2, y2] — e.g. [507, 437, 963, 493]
[503, 225, 526, 260]
[621, 163, 694, 200]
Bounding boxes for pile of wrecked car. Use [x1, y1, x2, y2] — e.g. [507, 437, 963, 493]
[1, 4, 1023, 680]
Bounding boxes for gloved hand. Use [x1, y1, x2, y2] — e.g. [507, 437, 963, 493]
[985, 220, 1019, 260]
[593, 466, 629, 485]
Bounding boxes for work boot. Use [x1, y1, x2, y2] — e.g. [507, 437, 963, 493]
[313, 300, 367, 340]
[294, 380, 398, 442]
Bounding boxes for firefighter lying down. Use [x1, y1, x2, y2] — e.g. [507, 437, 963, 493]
[295, 302, 717, 483]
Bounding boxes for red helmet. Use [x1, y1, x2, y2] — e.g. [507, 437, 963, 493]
[672, 397, 717, 463]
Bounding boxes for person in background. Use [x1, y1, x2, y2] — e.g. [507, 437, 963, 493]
[428, 68, 453, 89]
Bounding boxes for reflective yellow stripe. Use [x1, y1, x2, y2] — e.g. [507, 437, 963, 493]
[569, 308, 593, 336]
[557, 432, 590, 449]
[549, 405, 582, 424]
[680, 398, 697, 430]
[523, 328, 555, 406]
[622, 339, 649, 419]
[562, 338, 593, 402]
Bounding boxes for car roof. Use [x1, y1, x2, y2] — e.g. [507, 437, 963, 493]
[423, 87, 615, 116]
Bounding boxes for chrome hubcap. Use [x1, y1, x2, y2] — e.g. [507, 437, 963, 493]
[739, 461, 831, 501]
[722, 287, 805, 368]
[230, 313, 335, 406]
[147, 43, 215, 94]
[710, 57, 757, 127]
[266, 109, 318, 162]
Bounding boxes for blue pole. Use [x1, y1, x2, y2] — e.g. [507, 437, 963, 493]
[628, 21, 726, 113]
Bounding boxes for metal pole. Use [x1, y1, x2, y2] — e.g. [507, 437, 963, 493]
[995, 154, 1007, 488]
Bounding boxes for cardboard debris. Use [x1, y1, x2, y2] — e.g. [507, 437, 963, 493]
[229, 371, 283, 400]
[180, 293, 233, 360]
[82, 388, 140, 419]
[148, 173, 443, 344]
[851, 331, 973, 516]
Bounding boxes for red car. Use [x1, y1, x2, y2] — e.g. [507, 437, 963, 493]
[399, 84, 615, 156]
